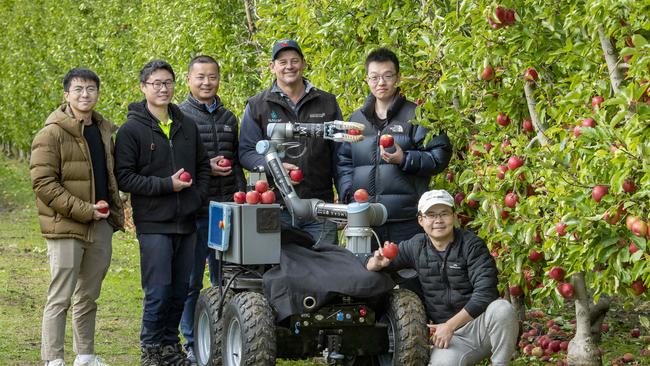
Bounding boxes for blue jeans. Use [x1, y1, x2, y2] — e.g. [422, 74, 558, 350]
[280, 209, 338, 246]
[180, 217, 220, 348]
[138, 233, 195, 346]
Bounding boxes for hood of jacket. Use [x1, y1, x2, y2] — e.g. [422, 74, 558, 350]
[45, 104, 115, 136]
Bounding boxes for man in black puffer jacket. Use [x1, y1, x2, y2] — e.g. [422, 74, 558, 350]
[337, 48, 452, 251]
[115, 60, 209, 366]
[367, 190, 518, 366]
[178, 55, 245, 364]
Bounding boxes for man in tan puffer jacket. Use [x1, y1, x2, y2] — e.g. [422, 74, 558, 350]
[30, 67, 124, 366]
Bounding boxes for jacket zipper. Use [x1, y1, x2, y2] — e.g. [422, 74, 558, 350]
[80, 123, 96, 243]
[373, 129, 382, 203]
[168, 137, 181, 232]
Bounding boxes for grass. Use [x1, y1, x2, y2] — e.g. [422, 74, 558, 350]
[0, 155, 648, 365]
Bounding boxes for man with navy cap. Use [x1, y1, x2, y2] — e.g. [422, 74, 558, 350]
[239, 39, 343, 246]
[367, 189, 518, 366]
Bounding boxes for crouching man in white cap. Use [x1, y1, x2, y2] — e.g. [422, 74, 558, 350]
[366, 189, 518, 366]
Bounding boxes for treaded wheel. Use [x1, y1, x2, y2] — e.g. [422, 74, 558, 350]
[195, 287, 233, 366]
[222, 291, 276, 366]
[375, 289, 429, 366]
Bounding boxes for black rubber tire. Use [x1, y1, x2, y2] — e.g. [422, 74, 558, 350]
[374, 289, 429, 366]
[194, 287, 234, 366]
[221, 291, 276, 366]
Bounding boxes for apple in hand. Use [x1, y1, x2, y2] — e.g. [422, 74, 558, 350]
[179, 171, 192, 183]
[382, 242, 399, 260]
[96, 200, 109, 214]
[217, 158, 232, 167]
[379, 134, 394, 148]
[354, 188, 369, 203]
[289, 169, 303, 182]
[261, 190, 276, 204]
[255, 180, 269, 193]
[233, 191, 246, 204]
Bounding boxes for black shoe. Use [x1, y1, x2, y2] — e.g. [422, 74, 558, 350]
[141, 344, 161, 366]
[160, 344, 191, 366]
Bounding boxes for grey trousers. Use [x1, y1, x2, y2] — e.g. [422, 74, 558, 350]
[429, 299, 518, 366]
[41, 220, 113, 361]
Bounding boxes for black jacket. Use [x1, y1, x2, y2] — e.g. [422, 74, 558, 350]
[114, 100, 210, 234]
[337, 92, 452, 221]
[386, 229, 499, 324]
[239, 82, 342, 203]
[179, 94, 245, 216]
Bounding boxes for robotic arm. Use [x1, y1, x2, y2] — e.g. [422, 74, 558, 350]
[254, 121, 386, 253]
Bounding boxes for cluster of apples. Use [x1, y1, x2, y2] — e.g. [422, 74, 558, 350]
[487, 6, 516, 29]
[233, 180, 276, 205]
[519, 315, 574, 364]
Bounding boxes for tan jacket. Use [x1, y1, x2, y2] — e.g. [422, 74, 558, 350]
[30, 104, 124, 241]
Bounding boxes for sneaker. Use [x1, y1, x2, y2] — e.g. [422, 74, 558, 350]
[160, 344, 191, 366]
[185, 346, 196, 364]
[45, 360, 66, 366]
[73, 356, 109, 366]
[141, 344, 161, 366]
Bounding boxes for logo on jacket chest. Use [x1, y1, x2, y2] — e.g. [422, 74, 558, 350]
[223, 125, 232, 132]
[309, 113, 326, 119]
[387, 124, 404, 133]
[268, 110, 282, 123]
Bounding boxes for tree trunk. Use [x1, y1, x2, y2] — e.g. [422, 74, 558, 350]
[523, 82, 549, 147]
[567, 273, 602, 366]
[243, 0, 256, 38]
[597, 26, 623, 94]
[588, 295, 610, 343]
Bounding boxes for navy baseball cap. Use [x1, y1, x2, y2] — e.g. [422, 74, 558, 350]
[271, 39, 303, 60]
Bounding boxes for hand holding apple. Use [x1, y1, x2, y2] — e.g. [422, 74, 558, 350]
[93, 200, 110, 220]
[172, 169, 192, 192]
[382, 242, 399, 260]
[210, 156, 232, 176]
[380, 141, 404, 165]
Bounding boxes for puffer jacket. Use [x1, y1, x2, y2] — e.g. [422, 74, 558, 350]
[386, 229, 499, 324]
[30, 104, 125, 241]
[337, 91, 452, 221]
[179, 94, 245, 215]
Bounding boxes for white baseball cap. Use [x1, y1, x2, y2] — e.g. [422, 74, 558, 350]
[418, 189, 454, 213]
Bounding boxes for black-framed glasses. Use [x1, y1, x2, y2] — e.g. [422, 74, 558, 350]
[367, 73, 397, 84]
[145, 80, 175, 90]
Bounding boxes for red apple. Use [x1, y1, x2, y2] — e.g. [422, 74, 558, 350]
[496, 165, 508, 180]
[631, 280, 646, 296]
[454, 192, 465, 205]
[531, 346, 543, 357]
[500, 139, 512, 153]
[353, 188, 369, 203]
[549, 340, 561, 353]
[254, 180, 269, 194]
[528, 250, 543, 262]
[591, 96, 604, 109]
[500, 209, 509, 219]
[260, 190, 276, 204]
[629, 243, 639, 254]
[623, 353, 635, 363]
[348, 129, 361, 135]
[631, 219, 648, 237]
[582, 118, 596, 128]
[383, 242, 399, 259]
[522, 118, 534, 132]
[556, 222, 568, 236]
[573, 125, 582, 138]
[446, 171, 454, 182]
[245, 190, 261, 204]
[524, 68, 539, 82]
[497, 113, 510, 127]
[622, 179, 636, 193]
[557, 282, 575, 299]
[560, 341, 569, 351]
[289, 169, 303, 182]
[179, 171, 192, 182]
[548, 267, 565, 281]
[96, 200, 109, 214]
[484, 143, 493, 152]
[504, 193, 518, 208]
[626, 215, 640, 230]
[233, 191, 246, 204]
[604, 204, 624, 224]
[509, 285, 523, 297]
[467, 199, 479, 209]
[630, 328, 641, 338]
[507, 156, 524, 170]
[591, 185, 608, 203]
[217, 158, 232, 168]
[379, 134, 394, 148]
[482, 65, 494, 81]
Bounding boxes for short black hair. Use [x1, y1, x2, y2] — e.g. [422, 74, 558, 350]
[365, 48, 400, 74]
[139, 60, 175, 83]
[63, 68, 100, 92]
[188, 55, 220, 74]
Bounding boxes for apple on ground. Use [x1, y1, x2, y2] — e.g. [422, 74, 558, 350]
[245, 190, 261, 204]
[96, 200, 109, 214]
[354, 188, 369, 203]
[261, 190, 276, 204]
[254, 180, 269, 193]
[233, 191, 246, 204]
[289, 169, 303, 182]
[630, 328, 641, 338]
[179, 171, 192, 183]
[217, 158, 232, 167]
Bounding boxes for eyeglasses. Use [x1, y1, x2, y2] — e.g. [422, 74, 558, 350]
[367, 73, 397, 84]
[145, 80, 175, 90]
[69, 86, 98, 95]
[192, 75, 219, 82]
[421, 211, 453, 220]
